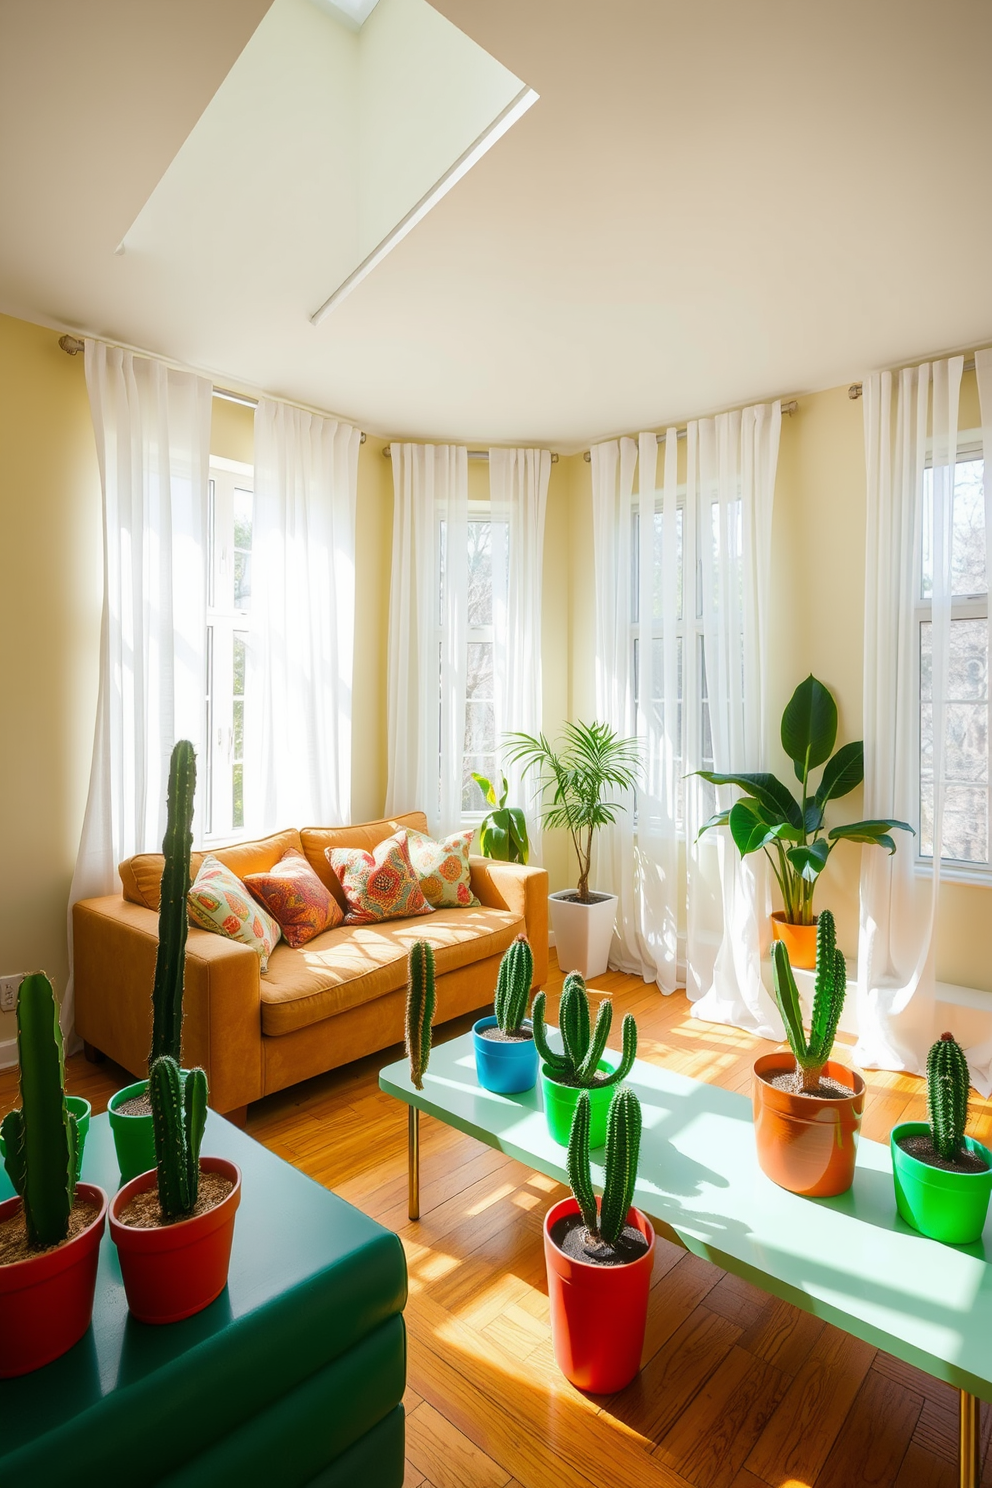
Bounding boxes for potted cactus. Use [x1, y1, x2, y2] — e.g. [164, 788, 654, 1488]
[544, 1086, 654, 1392]
[108, 739, 198, 1181]
[753, 909, 865, 1196]
[473, 935, 539, 1094]
[532, 972, 637, 1147]
[406, 940, 435, 1092]
[891, 1033, 992, 1245]
[0, 973, 109, 1376]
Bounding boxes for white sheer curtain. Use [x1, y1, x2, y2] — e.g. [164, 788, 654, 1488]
[685, 403, 782, 1036]
[385, 443, 468, 836]
[246, 401, 360, 831]
[855, 359, 964, 1079]
[489, 447, 551, 861]
[67, 342, 211, 1035]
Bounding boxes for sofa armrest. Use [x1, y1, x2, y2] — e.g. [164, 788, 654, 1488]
[468, 858, 548, 990]
[72, 896, 264, 1114]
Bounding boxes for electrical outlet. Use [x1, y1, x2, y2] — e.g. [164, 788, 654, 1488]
[0, 974, 23, 1013]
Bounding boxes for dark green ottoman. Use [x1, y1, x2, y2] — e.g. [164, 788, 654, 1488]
[0, 1111, 407, 1487]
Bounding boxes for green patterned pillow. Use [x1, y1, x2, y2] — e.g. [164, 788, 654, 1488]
[188, 855, 281, 970]
[402, 827, 479, 908]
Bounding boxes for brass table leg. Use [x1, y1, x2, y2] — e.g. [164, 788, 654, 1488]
[408, 1106, 420, 1221]
[960, 1390, 981, 1488]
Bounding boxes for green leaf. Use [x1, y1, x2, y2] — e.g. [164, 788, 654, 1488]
[471, 771, 498, 808]
[771, 941, 808, 1063]
[728, 799, 789, 856]
[696, 808, 731, 838]
[480, 819, 510, 860]
[786, 839, 831, 882]
[781, 675, 838, 781]
[815, 741, 864, 808]
[828, 819, 914, 853]
[694, 771, 803, 829]
[507, 807, 530, 865]
[804, 801, 825, 834]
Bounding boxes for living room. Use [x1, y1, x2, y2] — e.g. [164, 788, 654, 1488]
[2, 2, 992, 1486]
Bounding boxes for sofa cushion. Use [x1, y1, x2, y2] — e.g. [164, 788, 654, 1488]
[120, 828, 304, 911]
[402, 827, 479, 908]
[188, 856, 282, 971]
[328, 832, 434, 926]
[300, 814, 428, 909]
[244, 849, 344, 948]
[259, 904, 521, 1036]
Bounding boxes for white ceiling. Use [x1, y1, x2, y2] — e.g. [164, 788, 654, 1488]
[2, 0, 992, 448]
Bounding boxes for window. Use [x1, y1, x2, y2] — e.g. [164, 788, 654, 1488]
[205, 458, 253, 839]
[917, 440, 990, 875]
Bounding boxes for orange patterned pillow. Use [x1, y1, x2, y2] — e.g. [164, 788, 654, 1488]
[402, 827, 479, 908]
[244, 849, 344, 948]
[327, 831, 434, 926]
[187, 856, 281, 970]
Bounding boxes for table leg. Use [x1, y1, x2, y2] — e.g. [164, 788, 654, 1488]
[960, 1390, 981, 1488]
[408, 1107, 420, 1221]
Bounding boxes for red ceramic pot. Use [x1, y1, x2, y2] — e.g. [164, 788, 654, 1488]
[543, 1195, 655, 1393]
[109, 1157, 241, 1324]
[753, 1051, 865, 1197]
[0, 1183, 108, 1377]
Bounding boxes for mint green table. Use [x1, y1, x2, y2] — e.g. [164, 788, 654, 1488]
[0, 1111, 407, 1487]
[381, 1030, 991, 1487]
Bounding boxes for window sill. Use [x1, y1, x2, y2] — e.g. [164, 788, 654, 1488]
[913, 859, 992, 888]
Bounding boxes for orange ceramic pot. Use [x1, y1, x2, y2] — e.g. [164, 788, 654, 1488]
[770, 913, 818, 970]
[752, 1051, 865, 1197]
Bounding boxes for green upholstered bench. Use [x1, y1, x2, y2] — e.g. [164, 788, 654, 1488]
[0, 1111, 407, 1488]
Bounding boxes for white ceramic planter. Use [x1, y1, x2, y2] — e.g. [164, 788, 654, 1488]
[549, 890, 618, 978]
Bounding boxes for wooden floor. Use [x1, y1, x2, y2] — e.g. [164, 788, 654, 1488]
[4, 957, 992, 1488]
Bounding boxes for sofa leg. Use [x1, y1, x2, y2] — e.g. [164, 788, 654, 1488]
[224, 1105, 248, 1129]
[83, 1042, 105, 1064]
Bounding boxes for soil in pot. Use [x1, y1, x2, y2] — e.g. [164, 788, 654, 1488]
[895, 1133, 990, 1176]
[118, 1171, 234, 1229]
[547, 1071, 617, 1090]
[0, 1197, 100, 1266]
[114, 1091, 152, 1117]
[477, 1027, 533, 1044]
[555, 891, 614, 906]
[764, 1070, 853, 1099]
[549, 1211, 650, 1267]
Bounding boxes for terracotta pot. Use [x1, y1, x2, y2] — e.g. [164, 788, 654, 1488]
[752, 1051, 864, 1197]
[109, 1157, 242, 1324]
[770, 912, 818, 971]
[0, 1183, 108, 1377]
[543, 1195, 655, 1393]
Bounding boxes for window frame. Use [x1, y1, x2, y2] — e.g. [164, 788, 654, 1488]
[203, 455, 253, 847]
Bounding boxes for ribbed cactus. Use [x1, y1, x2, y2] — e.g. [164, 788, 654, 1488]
[0, 973, 79, 1249]
[771, 909, 847, 1093]
[150, 740, 196, 1067]
[150, 1055, 208, 1220]
[566, 1086, 643, 1247]
[532, 972, 637, 1088]
[927, 1032, 970, 1160]
[406, 941, 436, 1091]
[494, 935, 533, 1033]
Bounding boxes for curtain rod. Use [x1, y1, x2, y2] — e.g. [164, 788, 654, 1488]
[382, 444, 558, 463]
[848, 356, 977, 400]
[57, 334, 366, 441]
[581, 399, 799, 460]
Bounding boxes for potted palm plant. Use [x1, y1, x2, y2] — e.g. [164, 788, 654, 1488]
[891, 1033, 992, 1245]
[504, 720, 640, 977]
[755, 910, 865, 1196]
[532, 972, 637, 1146]
[0, 973, 108, 1376]
[694, 674, 912, 968]
[473, 935, 539, 1094]
[544, 1086, 654, 1392]
[470, 770, 530, 863]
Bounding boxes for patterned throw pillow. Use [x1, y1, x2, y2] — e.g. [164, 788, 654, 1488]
[402, 827, 479, 909]
[327, 831, 434, 926]
[243, 849, 343, 949]
[187, 856, 281, 971]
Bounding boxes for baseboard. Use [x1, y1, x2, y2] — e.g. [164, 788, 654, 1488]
[0, 1037, 17, 1070]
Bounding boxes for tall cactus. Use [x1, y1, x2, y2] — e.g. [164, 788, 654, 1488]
[494, 935, 533, 1034]
[771, 909, 847, 1093]
[532, 972, 637, 1089]
[566, 1086, 643, 1247]
[0, 973, 79, 1249]
[406, 941, 436, 1091]
[927, 1032, 970, 1160]
[150, 739, 196, 1067]
[150, 1055, 208, 1220]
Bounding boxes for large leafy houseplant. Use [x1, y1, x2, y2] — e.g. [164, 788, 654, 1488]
[503, 721, 640, 901]
[695, 675, 912, 926]
[470, 770, 530, 864]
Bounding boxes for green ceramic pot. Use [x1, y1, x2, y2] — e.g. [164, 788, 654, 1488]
[108, 1080, 154, 1184]
[891, 1120, 992, 1246]
[0, 1096, 90, 1184]
[541, 1058, 618, 1148]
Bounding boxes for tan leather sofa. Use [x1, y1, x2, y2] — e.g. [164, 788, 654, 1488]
[73, 812, 548, 1120]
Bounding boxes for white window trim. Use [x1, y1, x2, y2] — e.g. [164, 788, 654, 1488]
[203, 458, 253, 847]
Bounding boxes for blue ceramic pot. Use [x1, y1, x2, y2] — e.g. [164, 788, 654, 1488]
[473, 1017, 539, 1094]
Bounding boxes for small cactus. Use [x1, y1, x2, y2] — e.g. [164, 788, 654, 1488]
[150, 740, 196, 1067]
[928, 1032, 970, 1160]
[0, 973, 79, 1249]
[406, 941, 436, 1091]
[150, 1055, 208, 1220]
[566, 1086, 643, 1247]
[771, 909, 847, 1093]
[494, 935, 533, 1034]
[532, 972, 636, 1088]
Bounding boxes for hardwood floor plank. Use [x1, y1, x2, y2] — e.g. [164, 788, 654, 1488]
[814, 1368, 923, 1488]
[609, 1304, 743, 1440]
[655, 1346, 788, 1488]
[892, 1443, 956, 1488]
[736, 1295, 825, 1377]
[405, 1401, 511, 1488]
